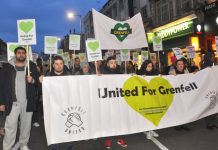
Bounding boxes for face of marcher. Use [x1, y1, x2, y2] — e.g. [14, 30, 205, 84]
[75, 58, 80, 67]
[146, 63, 153, 72]
[53, 60, 64, 73]
[15, 50, 26, 62]
[126, 61, 132, 69]
[107, 59, 117, 69]
[176, 61, 185, 72]
[82, 64, 89, 74]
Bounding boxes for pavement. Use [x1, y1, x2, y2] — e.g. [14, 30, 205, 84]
[1, 117, 218, 150]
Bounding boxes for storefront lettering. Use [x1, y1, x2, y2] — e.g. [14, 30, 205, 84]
[204, 2, 216, 11]
[156, 21, 192, 39]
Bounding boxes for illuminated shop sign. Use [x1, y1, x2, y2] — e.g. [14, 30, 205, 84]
[156, 21, 194, 40]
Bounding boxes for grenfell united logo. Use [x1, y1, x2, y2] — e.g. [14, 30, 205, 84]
[205, 91, 217, 109]
[111, 23, 132, 42]
[61, 106, 86, 135]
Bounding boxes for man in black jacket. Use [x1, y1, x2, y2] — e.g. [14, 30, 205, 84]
[39, 55, 72, 150]
[0, 47, 39, 150]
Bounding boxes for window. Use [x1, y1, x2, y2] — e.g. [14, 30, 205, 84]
[182, 0, 192, 12]
[169, 0, 174, 20]
[112, 4, 117, 19]
[141, 5, 148, 19]
[155, 0, 171, 25]
[119, 0, 124, 10]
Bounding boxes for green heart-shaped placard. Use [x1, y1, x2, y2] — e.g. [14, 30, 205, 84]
[79, 54, 86, 61]
[19, 21, 34, 34]
[88, 41, 99, 52]
[133, 53, 138, 58]
[9, 44, 19, 53]
[141, 51, 148, 57]
[46, 38, 57, 46]
[153, 37, 161, 44]
[123, 76, 174, 126]
[71, 36, 79, 42]
[122, 49, 129, 55]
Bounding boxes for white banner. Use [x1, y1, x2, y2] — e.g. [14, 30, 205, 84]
[17, 19, 36, 45]
[43, 67, 218, 145]
[44, 36, 58, 54]
[186, 46, 196, 59]
[153, 36, 163, 51]
[86, 39, 102, 62]
[69, 34, 80, 50]
[92, 9, 148, 49]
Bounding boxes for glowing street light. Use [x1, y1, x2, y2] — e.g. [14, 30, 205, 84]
[66, 11, 82, 34]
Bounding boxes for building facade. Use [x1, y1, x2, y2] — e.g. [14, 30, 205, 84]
[148, 0, 218, 66]
[84, 0, 218, 66]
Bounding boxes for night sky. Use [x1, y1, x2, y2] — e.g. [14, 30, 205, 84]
[0, 0, 107, 53]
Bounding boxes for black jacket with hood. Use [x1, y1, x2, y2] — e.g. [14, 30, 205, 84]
[0, 60, 39, 116]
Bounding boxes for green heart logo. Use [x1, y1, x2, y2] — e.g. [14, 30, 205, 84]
[79, 54, 86, 61]
[9, 45, 19, 53]
[123, 76, 174, 126]
[46, 38, 57, 46]
[122, 49, 129, 55]
[57, 49, 63, 55]
[88, 41, 99, 52]
[19, 21, 34, 34]
[70, 36, 79, 42]
[133, 53, 138, 58]
[111, 23, 132, 42]
[153, 37, 161, 44]
[141, 51, 148, 57]
[63, 52, 69, 57]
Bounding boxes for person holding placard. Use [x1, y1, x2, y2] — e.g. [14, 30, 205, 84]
[101, 56, 127, 149]
[201, 52, 218, 130]
[136, 60, 159, 139]
[169, 59, 190, 131]
[120, 61, 134, 74]
[76, 62, 92, 75]
[71, 57, 81, 75]
[168, 59, 189, 75]
[1, 47, 39, 150]
[137, 60, 159, 76]
[102, 56, 122, 75]
[39, 56, 72, 150]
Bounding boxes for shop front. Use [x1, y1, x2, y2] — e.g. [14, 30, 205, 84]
[147, 14, 202, 66]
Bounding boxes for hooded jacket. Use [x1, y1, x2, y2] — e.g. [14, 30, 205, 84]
[0, 59, 39, 115]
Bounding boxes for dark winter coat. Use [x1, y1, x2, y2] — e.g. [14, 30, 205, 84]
[0, 61, 39, 115]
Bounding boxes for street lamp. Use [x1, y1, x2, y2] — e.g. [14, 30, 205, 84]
[67, 11, 82, 34]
